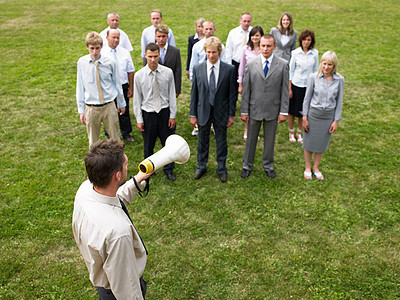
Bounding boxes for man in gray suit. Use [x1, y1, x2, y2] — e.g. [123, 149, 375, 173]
[190, 37, 237, 183]
[240, 34, 289, 179]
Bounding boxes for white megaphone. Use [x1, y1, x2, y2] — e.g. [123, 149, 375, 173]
[138, 134, 190, 174]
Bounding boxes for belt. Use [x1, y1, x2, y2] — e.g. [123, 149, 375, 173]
[86, 101, 113, 107]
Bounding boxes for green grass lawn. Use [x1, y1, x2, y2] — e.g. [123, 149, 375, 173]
[1, 0, 399, 298]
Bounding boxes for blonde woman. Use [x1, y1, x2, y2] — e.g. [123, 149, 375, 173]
[302, 51, 344, 180]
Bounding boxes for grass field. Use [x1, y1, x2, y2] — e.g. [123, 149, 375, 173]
[1, 0, 400, 298]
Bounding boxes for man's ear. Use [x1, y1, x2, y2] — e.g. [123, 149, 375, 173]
[115, 170, 121, 182]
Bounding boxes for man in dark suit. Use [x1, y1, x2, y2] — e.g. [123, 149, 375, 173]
[144, 24, 182, 98]
[190, 37, 237, 183]
[186, 17, 205, 79]
[240, 34, 289, 179]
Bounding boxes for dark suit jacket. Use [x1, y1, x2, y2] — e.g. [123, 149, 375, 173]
[143, 45, 182, 94]
[241, 55, 289, 121]
[190, 61, 236, 127]
[186, 35, 200, 71]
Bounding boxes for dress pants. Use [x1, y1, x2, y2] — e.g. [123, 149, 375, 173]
[142, 108, 174, 174]
[85, 102, 119, 147]
[232, 60, 240, 102]
[242, 118, 278, 171]
[197, 107, 228, 175]
[96, 276, 147, 299]
[119, 83, 133, 139]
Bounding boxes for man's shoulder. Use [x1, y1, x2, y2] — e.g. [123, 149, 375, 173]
[99, 27, 109, 37]
[220, 61, 235, 72]
[142, 25, 153, 34]
[77, 54, 90, 64]
[168, 45, 180, 54]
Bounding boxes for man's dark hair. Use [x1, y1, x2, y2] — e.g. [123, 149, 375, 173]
[84, 140, 126, 188]
[145, 42, 160, 53]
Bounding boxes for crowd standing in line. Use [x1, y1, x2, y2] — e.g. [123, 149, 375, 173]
[74, 10, 344, 298]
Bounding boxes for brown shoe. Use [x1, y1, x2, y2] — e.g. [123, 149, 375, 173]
[124, 136, 135, 143]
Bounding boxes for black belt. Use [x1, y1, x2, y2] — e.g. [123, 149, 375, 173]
[86, 101, 113, 107]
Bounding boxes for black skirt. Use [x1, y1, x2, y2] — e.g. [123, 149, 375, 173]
[289, 84, 306, 117]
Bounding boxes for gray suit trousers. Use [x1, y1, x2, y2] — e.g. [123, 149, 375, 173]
[242, 118, 278, 171]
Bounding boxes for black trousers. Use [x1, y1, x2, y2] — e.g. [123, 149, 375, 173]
[96, 276, 147, 299]
[119, 83, 133, 138]
[142, 108, 175, 174]
[232, 60, 240, 101]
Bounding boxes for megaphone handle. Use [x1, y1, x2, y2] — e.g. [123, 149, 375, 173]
[131, 176, 150, 198]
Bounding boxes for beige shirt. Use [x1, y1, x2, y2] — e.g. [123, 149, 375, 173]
[72, 179, 147, 299]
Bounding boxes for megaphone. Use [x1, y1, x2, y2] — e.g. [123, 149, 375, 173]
[138, 134, 190, 174]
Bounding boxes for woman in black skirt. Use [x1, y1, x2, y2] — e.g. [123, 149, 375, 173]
[288, 29, 318, 143]
[302, 51, 344, 180]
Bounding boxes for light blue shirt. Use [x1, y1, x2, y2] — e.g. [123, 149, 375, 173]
[289, 47, 319, 87]
[140, 25, 175, 58]
[303, 72, 345, 121]
[76, 54, 125, 114]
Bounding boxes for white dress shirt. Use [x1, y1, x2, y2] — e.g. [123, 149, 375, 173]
[207, 59, 220, 86]
[76, 54, 125, 114]
[100, 27, 133, 52]
[225, 25, 253, 63]
[101, 45, 135, 84]
[72, 179, 147, 300]
[140, 25, 176, 58]
[133, 64, 177, 123]
[289, 47, 319, 87]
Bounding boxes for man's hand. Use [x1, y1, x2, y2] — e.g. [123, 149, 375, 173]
[240, 114, 249, 124]
[278, 114, 287, 123]
[168, 118, 176, 129]
[80, 114, 86, 125]
[186, 71, 190, 79]
[226, 116, 235, 128]
[118, 107, 126, 115]
[238, 83, 243, 95]
[134, 170, 152, 183]
[137, 123, 145, 132]
[190, 117, 198, 127]
[127, 89, 133, 99]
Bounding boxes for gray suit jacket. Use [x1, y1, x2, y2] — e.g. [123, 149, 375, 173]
[190, 61, 236, 127]
[270, 27, 298, 62]
[241, 55, 289, 121]
[143, 45, 182, 94]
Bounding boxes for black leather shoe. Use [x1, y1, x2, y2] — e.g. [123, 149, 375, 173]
[241, 169, 251, 178]
[218, 173, 227, 183]
[194, 170, 206, 179]
[166, 172, 176, 181]
[265, 169, 276, 179]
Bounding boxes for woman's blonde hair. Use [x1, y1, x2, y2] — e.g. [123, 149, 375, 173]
[318, 51, 338, 75]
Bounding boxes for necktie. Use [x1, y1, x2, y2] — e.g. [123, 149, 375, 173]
[243, 31, 247, 45]
[264, 60, 269, 77]
[209, 66, 216, 106]
[160, 48, 165, 64]
[94, 61, 105, 104]
[119, 198, 148, 255]
[152, 71, 162, 113]
[111, 48, 117, 62]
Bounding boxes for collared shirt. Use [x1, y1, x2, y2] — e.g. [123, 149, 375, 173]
[133, 64, 177, 123]
[189, 38, 228, 82]
[100, 27, 133, 52]
[225, 25, 253, 63]
[238, 45, 261, 83]
[72, 179, 147, 300]
[102, 45, 135, 84]
[140, 25, 176, 58]
[302, 72, 345, 121]
[159, 43, 168, 63]
[261, 54, 274, 75]
[289, 47, 319, 87]
[207, 59, 220, 86]
[76, 54, 125, 114]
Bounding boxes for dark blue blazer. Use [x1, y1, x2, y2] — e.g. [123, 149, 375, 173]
[190, 61, 237, 127]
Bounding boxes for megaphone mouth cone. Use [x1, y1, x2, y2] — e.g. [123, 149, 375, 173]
[166, 134, 190, 164]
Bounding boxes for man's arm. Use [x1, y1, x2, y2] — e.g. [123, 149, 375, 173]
[76, 60, 86, 123]
[279, 61, 290, 121]
[189, 43, 200, 82]
[168, 29, 176, 47]
[240, 64, 251, 117]
[127, 72, 134, 99]
[174, 48, 182, 95]
[132, 73, 144, 125]
[167, 69, 177, 126]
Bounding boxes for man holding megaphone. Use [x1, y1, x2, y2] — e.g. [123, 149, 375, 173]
[133, 43, 178, 181]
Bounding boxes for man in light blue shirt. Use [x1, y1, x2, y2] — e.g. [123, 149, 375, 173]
[76, 31, 126, 146]
[140, 9, 176, 58]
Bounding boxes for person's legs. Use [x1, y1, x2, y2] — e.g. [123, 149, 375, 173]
[214, 123, 227, 174]
[197, 117, 212, 172]
[103, 102, 120, 141]
[262, 119, 278, 171]
[85, 105, 102, 147]
[242, 118, 262, 171]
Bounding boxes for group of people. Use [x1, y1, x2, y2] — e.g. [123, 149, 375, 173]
[73, 10, 344, 299]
